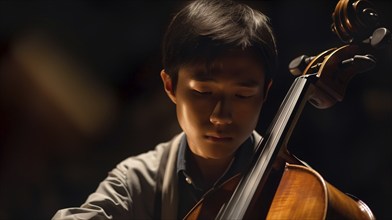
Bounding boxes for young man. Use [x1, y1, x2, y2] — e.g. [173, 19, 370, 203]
[53, 0, 277, 219]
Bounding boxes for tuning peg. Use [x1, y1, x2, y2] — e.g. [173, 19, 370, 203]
[289, 55, 315, 76]
[341, 54, 376, 73]
[370, 27, 391, 49]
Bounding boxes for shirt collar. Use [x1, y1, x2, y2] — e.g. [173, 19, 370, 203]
[176, 133, 255, 187]
[176, 134, 188, 174]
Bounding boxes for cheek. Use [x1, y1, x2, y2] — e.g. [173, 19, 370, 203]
[176, 94, 212, 131]
[233, 99, 263, 129]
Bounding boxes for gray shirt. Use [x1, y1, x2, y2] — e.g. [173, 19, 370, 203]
[52, 131, 262, 219]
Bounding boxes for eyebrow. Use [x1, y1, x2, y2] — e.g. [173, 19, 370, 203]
[191, 73, 214, 82]
[235, 80, 260, 87]
[191, 75, 261, 88]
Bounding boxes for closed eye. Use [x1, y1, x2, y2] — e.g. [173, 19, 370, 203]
[235, 94, 255, 99]
[193, 90, 212, 95]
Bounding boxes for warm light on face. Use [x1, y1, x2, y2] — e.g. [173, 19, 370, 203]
[173, 53, 267, 160]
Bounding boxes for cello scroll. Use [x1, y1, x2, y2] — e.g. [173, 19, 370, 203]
[289, 0, 390, 109]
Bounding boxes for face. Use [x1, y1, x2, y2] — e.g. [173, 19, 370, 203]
[161, 53, 268, 160]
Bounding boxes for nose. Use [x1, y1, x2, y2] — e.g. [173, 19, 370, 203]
[210, 98, 233, 125]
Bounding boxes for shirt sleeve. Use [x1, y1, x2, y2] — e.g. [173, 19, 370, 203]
[52, 144, 168, 220]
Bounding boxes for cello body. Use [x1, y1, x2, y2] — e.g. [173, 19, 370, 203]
[266, 164, 374, 220]
[184, 162, 375, 220]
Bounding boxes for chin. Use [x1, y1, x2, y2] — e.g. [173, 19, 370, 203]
[204, 146, 238, 160]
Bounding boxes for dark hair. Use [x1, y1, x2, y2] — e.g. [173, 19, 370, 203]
[162, 0, 277, 88]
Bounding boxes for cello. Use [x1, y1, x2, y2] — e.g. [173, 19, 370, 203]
[184, 0, 390, 219]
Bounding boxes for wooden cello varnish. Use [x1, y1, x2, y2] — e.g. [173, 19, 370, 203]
[184, 160, 375, 220]
[266, 163, 374, 219]
[185, 162, 375, 219]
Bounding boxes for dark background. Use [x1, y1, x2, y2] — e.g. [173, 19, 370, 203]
[0, 1, 390, 219]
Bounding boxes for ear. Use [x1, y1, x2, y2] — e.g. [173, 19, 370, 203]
[263, 80, 273, 103]
[160, 69, 177, 104]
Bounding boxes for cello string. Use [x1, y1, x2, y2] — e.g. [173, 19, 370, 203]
[217, 76, 310, 219]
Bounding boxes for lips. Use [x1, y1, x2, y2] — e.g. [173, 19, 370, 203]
[205, 134, 233, 142]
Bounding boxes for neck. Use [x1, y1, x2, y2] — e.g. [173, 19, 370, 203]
[189, 153, 234, 189]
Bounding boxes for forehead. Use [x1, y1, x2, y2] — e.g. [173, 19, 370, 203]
[181, 51, 266, 84]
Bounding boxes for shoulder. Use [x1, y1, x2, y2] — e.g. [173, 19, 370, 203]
[107, 133, 183, 217]
[52, 134, 184, 220]
[113, 133, 183, 188]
